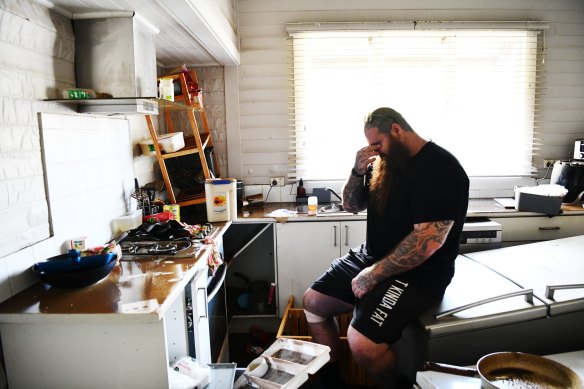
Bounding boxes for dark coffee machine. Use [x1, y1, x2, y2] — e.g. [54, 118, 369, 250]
[550, 160, 584, 204]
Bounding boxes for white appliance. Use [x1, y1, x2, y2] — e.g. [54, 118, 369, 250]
[459, 219, 502, 253]
[394, 235, 584, 384]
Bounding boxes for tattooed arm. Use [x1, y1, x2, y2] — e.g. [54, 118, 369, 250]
[343, 143, 380, 213]
[351, 220, 454, 298]
[342, 174, 367, 212]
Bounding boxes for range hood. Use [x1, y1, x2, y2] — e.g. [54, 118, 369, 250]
[66, 12, 159, 115]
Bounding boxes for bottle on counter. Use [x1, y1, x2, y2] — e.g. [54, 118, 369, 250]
[297, 178, 306, 198]
[308, 196, 318, 216]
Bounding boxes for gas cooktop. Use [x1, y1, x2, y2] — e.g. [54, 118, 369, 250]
[118, 221, 215, 259]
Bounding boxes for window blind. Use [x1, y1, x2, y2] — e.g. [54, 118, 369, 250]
[286, 22, 546, 181]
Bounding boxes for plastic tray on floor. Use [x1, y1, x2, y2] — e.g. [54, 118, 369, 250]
[233, 338, 330, 389]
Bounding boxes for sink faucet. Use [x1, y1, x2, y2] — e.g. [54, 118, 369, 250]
[324, 187, 343, 203]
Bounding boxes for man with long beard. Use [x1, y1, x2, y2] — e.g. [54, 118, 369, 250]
[303, 107, 469, 388]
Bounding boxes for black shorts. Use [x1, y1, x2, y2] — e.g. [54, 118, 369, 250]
[311, 244, 451, 344]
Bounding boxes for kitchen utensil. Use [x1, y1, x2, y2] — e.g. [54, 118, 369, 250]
[33, 251, 116, 273]
[424, 352, 583, 389]
[131, 178, 149, 210]
[245, 356, 269, 378]
[550, 160, 584, 204]
[33, 255, 117, 288]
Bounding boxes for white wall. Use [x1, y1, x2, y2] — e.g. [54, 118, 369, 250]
[0, 0, 156, 302]
[234, 0, 584, 196]
[0, 0, 74, 259]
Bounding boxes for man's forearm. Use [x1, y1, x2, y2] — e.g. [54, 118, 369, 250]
[373, 220, 454, 277]
[342, 174, 367, 212]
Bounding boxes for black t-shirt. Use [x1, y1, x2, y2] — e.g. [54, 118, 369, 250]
[365, 141, 469, 280]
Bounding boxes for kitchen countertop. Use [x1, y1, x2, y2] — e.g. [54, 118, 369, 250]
[0, 222, 230, 323]
[237, 199, 584, 222]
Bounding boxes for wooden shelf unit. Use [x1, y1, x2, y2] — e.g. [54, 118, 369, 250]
[145, 70, 220, 207]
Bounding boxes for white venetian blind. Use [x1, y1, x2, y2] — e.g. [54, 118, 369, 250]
[287, 22, 546, 180]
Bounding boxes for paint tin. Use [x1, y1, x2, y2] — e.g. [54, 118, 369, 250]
[163, 204, 180, 222]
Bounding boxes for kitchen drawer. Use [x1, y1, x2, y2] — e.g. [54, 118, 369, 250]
[491, 215, 584, 242]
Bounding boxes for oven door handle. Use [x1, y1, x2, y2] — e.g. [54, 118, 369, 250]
[207, 264, 227, 302]
[435, 289, 534, 319]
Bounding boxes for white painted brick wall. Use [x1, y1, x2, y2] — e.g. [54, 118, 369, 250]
[0, 1, 144, 305]
[197, 66, 228, 176]
[0, 0, 75, 264]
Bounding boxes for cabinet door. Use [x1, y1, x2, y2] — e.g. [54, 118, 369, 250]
[276, 221, 340, 313]
[276, 220, 367, 314]
[491, 215, 584, 244]
[340, 221, 367, 250]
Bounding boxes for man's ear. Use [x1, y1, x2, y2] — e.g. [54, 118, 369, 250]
[390, 123, 402, 136]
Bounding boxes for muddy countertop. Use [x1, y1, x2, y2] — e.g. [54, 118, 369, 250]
[0, 223, 230, 323]
[238, 199, 584, 222]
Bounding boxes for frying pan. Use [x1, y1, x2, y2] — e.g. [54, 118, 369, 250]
[424, 352, 583, 389]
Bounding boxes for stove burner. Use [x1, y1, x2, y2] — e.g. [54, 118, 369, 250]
[119, 222, 215, 257]
[120, 237, 193, 255]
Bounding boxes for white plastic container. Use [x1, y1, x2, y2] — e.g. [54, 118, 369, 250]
[205, 179, 237, 222]
[139, 138, 156, 156]
[159, 78, 174, 101]
[139, 133, 185, 156]
[308, 196, 318, 216]
[158, 132, 185, 152]
[112, 210, 142, 233]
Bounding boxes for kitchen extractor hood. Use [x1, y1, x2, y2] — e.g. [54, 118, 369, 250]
[56, 12, 160, 115]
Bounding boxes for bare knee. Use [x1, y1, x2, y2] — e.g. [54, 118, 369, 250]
[302, 288, 333, 316]
[302, 288, 318, 313]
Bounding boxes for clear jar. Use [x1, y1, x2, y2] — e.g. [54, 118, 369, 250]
[308, 196, 318, 216]
[159, 78, 174, 101]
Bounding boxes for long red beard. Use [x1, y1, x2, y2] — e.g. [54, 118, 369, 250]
[369, 142, 409, 214]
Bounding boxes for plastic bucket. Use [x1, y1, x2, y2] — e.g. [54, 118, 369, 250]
[205, 179, 237, 222]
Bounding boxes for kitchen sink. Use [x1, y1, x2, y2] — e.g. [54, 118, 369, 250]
[294, 203, 364, 216]
[319, 203, 344, 213]
[295, 204, 344, 213]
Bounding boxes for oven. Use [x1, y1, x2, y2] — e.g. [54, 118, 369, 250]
[459, 219, 502, 254]
[118, 221, 228, 364]
[185, 263, 228, 364]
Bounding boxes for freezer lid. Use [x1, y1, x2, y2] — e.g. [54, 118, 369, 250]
[464, 235, 584, 315]
[417, 256, 547, 337]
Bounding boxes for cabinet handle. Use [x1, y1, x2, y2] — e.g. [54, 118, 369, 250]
[538, 226, 560, 231]
[333, 225, 337, 247]
[436, 289, 534, 319]
[545, 284, 584, 299]
[345, 225, 349, 246]
[197, 287, 208, 321]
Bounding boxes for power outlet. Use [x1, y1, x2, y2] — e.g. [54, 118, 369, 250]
[543, 159, 555, 169]
[270, 177, 286, 186]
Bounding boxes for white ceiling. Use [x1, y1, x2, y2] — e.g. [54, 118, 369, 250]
[42, 0, 239, 67]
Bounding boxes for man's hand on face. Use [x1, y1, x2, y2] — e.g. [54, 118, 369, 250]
[354, 144, 380, 175]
